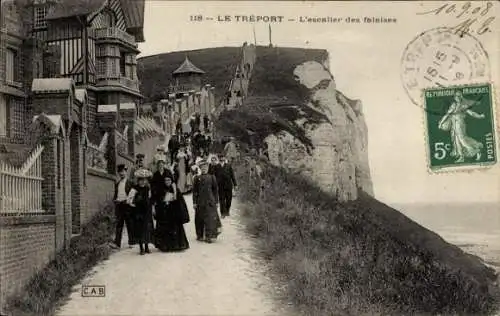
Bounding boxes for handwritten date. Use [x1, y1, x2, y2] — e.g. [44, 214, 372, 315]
[416, 1, 495, 37]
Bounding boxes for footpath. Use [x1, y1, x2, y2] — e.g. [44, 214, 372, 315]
[56, 194, 293, 315]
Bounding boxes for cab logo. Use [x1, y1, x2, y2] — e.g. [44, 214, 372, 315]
[82, 285, 105, 297]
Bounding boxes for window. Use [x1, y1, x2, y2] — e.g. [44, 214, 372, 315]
[96, 58, 106, 76]
[109, 58, 117, 76]
[129, 65, 135, 80]
[34, 5, 48, 29]
[103, 11, 115, 27]
[96, 46, 105, 57]
[0, 96, 7, 137]
[5, 48, 17, 83]
[119, 52, 126, 76]
[57, 139, 61, 188]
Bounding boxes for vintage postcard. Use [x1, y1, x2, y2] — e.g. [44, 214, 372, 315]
[0, 1, 499, 316]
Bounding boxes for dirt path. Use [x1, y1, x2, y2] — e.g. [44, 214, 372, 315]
[56, 194, 292, 316]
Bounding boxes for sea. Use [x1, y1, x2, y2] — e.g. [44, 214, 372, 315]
[393, 202, 500, 271]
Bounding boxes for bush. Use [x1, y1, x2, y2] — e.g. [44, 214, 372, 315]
[233, 158, 500, 315]
[4, 203, 116, 316]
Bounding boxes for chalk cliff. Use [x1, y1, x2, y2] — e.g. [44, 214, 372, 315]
[265, 60, 373, 201]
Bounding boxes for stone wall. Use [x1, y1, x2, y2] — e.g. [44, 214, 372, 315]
[84, 169, 115, 225]
[0, 215, 56, 311]
[266, 60, 373, 201]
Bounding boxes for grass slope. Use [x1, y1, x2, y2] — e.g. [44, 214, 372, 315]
[4, 203, 116, 316]
[248, 46, 329, 103]
[233, 157, 499, 315]
[137, 47, 241, 103]
[213, 45, 499, 314]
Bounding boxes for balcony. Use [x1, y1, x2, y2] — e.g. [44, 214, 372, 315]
[94, 27, 138, 50]
[96, 72, 139, 92]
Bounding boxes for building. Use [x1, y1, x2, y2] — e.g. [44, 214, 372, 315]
[160, 57, 216, 135]
[0, 0, 165, 308]
[170, 56, 205, 95]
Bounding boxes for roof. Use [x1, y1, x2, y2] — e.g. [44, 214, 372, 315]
[32, 78, 74, 93]
[46, 0, 106, 20]
[173, 57, 205, 75]
[120, 0, 145, 42]
[75, 88, 87, 103]
[0, 84, 26, 98]
[32, 114, 65, 136]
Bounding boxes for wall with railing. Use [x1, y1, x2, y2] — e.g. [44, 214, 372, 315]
[0, 142, 56, 310]
[151, 84, 216, 136]
[0, 144, 44, 214]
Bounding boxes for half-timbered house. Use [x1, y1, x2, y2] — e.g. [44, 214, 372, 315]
[0, 0, 162, 307]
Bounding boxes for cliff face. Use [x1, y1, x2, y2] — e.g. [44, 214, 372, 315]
[266, 60, 373, 201]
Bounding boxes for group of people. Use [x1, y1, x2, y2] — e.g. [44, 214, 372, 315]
[112, 133, 239, 255]
[168, 130, 212, 165]
[113, 160, 190, 255]
[175, 112, 213, 137]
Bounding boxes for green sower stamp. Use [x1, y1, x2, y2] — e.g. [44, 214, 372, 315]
[424, 84, 497, 170]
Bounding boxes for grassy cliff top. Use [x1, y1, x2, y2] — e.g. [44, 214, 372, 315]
[137, 47, 242, 103]
[233, 158, 500, 315]
[248, 46, 329, 103]
[137, 46, 329, 105]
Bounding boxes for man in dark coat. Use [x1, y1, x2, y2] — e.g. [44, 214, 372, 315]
[192, 159, 220, 243]
[168, 134, 181, 163]
[214, 156, 237, 218]
[189, 117, 197, 135]
[192, 130, 205, 157]
[204, 134, 212, 154]
[113, 164, 134, 248]
[176, 118, 182, 135]
[194, 112, 201, 130]
[203, 114, 210, 132]
[208, 155, 219, 175]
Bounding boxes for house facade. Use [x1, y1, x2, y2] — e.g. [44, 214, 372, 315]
[0, 0, 166, 308]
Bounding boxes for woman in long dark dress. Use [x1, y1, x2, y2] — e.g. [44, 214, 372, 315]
[154, 175, 190, 252]
[127, 168, 154, 255]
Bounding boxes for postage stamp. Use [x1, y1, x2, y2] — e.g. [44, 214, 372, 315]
[401, 27, 490, 108]
[424, 83, 497, 171]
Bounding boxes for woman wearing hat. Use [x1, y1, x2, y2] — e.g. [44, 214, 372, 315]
[175, 147, 189, 193]
[129, 153, 146, 185]
[151, 157, 175, 219]
[127, 168, 154, 255]
[153, 174, 190, 252]
[149, 145, 168, 173]
[192, 158, 221, 243]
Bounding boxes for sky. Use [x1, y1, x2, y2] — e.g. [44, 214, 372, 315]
[137, 1, 500, 205]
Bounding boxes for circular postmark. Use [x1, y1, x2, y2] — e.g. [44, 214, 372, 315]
[401, 27, 490, 112]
